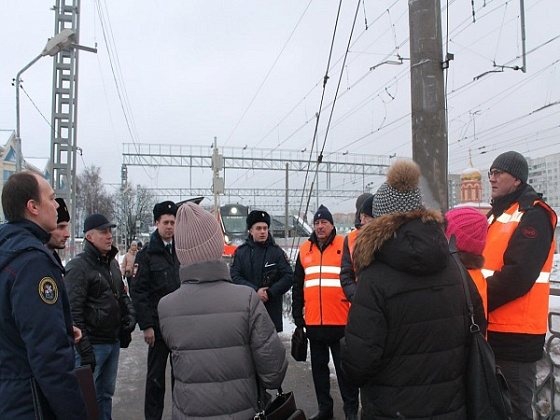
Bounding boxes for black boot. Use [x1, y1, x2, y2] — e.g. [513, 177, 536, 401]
[308, 409, 334, 420]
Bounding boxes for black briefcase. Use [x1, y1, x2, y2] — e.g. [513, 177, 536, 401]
[75, 365, 99, 420]
[291, 327, 308, 362]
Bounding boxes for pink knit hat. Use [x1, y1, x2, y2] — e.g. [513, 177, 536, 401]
[175, 202, 224, 265]
[445, 207, 488, 255]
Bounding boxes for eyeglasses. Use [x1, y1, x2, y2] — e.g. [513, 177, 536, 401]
[487, 169, 505, 179]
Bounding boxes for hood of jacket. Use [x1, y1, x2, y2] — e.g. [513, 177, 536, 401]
[0, 220, 55, 268]
[179, 259, 232, 285]
[353, 209, 448, 275]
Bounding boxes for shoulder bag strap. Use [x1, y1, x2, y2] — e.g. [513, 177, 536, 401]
[449, 235, 480, 334]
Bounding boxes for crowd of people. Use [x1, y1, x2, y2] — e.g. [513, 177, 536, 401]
[0, 149, 556, 420]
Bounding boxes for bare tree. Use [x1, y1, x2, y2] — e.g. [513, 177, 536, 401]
[113, 183, 156, 249]
[75, 166, 114, 237]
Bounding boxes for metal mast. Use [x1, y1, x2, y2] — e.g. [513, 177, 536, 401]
[50, 0, 80, 254]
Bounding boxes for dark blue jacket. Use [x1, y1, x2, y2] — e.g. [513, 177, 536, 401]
[230, 235, 293, 332]
[0, 220, 87, 419]
[130, 229, 180, 339]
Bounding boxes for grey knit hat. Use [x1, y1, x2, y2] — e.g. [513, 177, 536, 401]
[490, 151, 528, 183]
[372, 159, 423, 218]
[175, 202, 224, 265]
[360, 194, 375, 218]
[354, 193, 373, 227]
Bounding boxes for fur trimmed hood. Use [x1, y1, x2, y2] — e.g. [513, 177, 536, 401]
[353, 208, 448, 273]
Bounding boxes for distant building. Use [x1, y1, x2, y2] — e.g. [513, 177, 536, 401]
[527, 152, 560, 211]
[449, 155, 491, 213]
[0, 130, 50, 221]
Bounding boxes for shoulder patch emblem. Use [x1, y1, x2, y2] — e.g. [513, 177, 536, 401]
[522, 226, 537, 239]
[39, 277, 58, 304]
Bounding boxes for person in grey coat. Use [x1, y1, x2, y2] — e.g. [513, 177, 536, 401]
[158, 202, 288, 419]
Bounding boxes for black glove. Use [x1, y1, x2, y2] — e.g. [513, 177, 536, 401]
[75, 338, 96, 372]
[121, 314, 137, 334]
[294, 317, 305, 328]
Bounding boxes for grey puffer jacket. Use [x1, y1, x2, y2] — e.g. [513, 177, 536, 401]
[158, 259, 288, 420]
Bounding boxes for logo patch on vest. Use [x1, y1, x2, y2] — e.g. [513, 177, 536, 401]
[522, 226, 537, 239]
[39, 277, 58, 304]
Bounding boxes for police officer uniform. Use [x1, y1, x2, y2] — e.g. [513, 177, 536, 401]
[0, 219, 87, 419]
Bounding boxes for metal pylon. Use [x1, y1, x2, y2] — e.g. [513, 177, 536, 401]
[50, 0, 80, 255]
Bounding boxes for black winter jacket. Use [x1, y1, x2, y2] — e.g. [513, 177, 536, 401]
[341, 209, 485, 420]
[230, 235, 293, 332]
[130, 230, 180, 338]
[65, 240, 136, 349]
[340, 231, 358, 302]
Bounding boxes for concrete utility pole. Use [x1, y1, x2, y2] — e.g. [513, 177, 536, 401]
[408, 0, 448, 212]
[285, 163, 289, 239]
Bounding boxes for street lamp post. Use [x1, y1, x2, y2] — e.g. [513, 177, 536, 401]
[14, 28, 76, 172]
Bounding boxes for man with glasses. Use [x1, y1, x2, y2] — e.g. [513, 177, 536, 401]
[484, 151, 557, 420]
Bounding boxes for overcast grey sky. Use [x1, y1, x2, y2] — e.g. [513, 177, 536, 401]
[1, 0, 559, 213]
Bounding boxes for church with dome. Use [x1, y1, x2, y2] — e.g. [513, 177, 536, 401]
[451, 155, 491, 213]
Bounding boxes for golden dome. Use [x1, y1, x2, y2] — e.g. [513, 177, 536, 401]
[461, 167, 482, 181]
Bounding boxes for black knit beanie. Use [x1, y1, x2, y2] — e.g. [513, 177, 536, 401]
[490, 151, 528, 183]
[314, 204, 334, 225]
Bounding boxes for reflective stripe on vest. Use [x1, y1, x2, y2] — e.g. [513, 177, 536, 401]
[483, 200, 557, 334]
[299, 235, 349, 326]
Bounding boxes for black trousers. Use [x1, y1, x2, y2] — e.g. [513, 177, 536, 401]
[310, 337, 359, 416]
[145, 339, 173, 420]
[495, 358, 536, 420]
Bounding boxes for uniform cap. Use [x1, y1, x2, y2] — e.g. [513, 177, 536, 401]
[153, 201, 178, 222]
[246, 210, 271, 229]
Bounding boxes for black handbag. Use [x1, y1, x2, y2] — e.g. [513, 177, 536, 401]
[254, 388, 306, 420]
[291, 327, 308, 362]
[449, 236, 512, 420]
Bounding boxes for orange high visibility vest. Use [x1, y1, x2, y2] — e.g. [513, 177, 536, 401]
[347, 229, 359, 266]
[482, 200, 557, 334]
[299, 235, 349, 326]
[468, 268, 487, 318]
